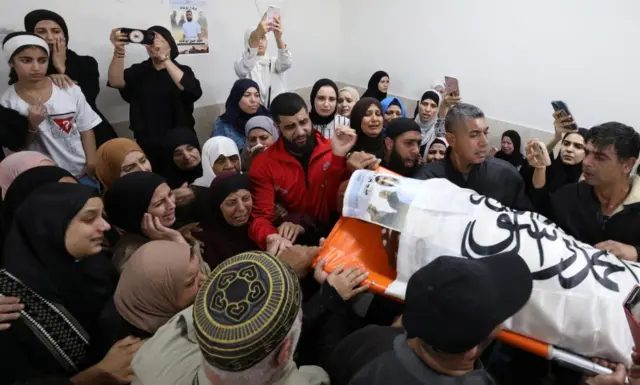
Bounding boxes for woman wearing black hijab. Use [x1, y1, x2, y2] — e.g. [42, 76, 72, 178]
[521, 128, 587, 194]
[361, 70, 389, 101]
[350, 97, 386, 160]
[495, 130, 525, 170]
[162, 128, 203, 188]
[309, 78, 350, 138]
[0, 183, 117, 383]
[0, 166, 76, 249]
[107, 25, 202, 175]
[24, 9, 117, 146]
[196, 172, 258, 269]
[212, 78, 269, 150]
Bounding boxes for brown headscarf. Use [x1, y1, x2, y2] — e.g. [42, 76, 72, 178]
[95, 138, 147, 189]
[113, 240, 192, 334]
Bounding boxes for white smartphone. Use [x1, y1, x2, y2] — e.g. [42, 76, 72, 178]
[532, 140, 551, 166]
[265, 5, 280, 26]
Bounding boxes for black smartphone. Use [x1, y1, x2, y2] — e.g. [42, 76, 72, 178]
[551, 100, 578, 130]
[119, 28, 155, 45]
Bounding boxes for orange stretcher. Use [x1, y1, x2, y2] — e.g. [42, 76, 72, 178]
[314, 215, 619, 378]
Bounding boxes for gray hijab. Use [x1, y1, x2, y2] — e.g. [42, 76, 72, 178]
[244, 116, 279, 141]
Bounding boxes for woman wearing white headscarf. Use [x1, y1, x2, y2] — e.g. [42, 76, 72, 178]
[234, 13, 292, 108]
[193, 137, 241, 187]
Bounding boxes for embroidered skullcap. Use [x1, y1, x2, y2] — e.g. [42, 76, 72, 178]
[193, 251, 301, 372]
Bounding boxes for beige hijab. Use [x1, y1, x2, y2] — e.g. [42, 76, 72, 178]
[114, 240, 192, 334]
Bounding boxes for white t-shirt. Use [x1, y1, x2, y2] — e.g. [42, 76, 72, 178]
[0, 83, 101, 176]
[182, 21, 201, 40]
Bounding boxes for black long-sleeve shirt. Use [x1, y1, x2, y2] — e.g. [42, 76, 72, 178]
[112, 60, 202, 171]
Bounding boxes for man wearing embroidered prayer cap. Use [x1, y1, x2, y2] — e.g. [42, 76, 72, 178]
[131, 250, 329, 385]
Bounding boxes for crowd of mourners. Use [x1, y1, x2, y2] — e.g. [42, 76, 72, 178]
[0, 8, 639, 385]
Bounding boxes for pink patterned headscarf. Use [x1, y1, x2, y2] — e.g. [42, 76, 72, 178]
[0, 151, 54, 198]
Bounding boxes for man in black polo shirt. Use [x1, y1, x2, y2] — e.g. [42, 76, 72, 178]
[413, 103, 532, 211]
[346, 253, 532, 385]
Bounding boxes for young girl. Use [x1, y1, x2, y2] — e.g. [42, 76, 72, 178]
[1, 32, 99, 186]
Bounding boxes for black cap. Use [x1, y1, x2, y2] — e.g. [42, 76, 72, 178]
[403, 253, 532, 354]
[386, 118, 421, 140]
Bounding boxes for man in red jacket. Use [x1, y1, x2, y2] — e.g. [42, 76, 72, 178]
[249, 92, 357, 253]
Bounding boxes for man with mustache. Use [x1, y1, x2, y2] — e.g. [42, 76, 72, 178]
[527, 122, 640, 262]
[413, 103, 532, 211]
[248, 92, 357, 254]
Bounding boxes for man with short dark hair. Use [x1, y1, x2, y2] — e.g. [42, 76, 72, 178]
[248, 92, 356, 252]
[345, 253, 532, 385]
[413, 103, 531, 210]
[528, 121, 640, 261]
[383, 118, 422, 176]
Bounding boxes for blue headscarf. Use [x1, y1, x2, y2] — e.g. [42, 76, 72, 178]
[380, 97, 407, 118]
[220, 79, 269, 135]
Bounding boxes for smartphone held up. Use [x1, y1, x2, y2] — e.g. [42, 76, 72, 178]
[119, 28, 155, 45]
[551, 100, 579, 131]
[528, 140, 552, 167]
[444, 76, 460, 97]
[265, 5, 281, 31]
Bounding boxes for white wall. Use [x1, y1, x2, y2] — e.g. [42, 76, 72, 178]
[0, 0, 341, 122]
[340, 0, 640, 133]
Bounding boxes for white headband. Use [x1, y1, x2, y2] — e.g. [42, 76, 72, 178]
[2, 35, 49, 60]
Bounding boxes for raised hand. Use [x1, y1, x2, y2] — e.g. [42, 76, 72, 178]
[272, 16, 283, 39]
[51, 36, 67, 73]
[525, 139, 548, 169]
[332, 125, 357, 157]
[553, 110, 578, 137]
[109, 28, 128, 51]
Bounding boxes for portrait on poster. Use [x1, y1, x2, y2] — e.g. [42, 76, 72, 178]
[169, 0, 209, 55]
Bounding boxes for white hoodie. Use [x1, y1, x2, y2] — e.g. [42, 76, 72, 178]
[234, 29, 292, 107]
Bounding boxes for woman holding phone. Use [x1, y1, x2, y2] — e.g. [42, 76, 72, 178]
[107, 26, 202, 175]
[234, 10, 292, 108]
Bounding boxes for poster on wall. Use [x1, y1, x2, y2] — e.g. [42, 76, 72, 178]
[169, 0, 209, 55]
